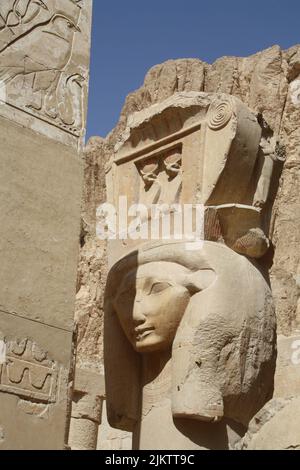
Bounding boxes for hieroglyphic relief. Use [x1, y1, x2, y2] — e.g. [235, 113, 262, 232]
[0, 338, 58, 404]
[0, 1, 49, 34]
[0, 0, 87, 137]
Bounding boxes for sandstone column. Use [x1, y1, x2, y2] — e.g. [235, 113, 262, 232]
[0, 0, 92, 450]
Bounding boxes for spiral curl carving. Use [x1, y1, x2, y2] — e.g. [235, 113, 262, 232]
[207, 99, 233, 130]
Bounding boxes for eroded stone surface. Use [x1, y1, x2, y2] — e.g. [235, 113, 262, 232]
[238, 397, 300, 450]
[75, 137, 107, 373]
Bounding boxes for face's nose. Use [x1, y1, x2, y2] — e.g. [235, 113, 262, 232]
[132, 297, 146, 326]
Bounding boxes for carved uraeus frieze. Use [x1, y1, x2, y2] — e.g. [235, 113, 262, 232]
[0, 338, 58, 404]
[0, 0, 88, 139]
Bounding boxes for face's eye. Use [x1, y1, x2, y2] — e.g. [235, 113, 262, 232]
[149, 282, 172, 295]
[171, 162, 181, 169]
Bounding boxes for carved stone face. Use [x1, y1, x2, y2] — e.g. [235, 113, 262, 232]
[113, 262, 191, 353]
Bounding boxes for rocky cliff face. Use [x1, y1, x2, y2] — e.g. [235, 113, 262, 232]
[76, 45, 300, 371]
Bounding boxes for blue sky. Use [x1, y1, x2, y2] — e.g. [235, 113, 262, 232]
[86, 0, 300, 140]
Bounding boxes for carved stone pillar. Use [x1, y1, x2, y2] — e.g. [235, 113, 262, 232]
[0, 0, 93, 450]
[69, 369, 104, 451]
[69, 368, 133, 450]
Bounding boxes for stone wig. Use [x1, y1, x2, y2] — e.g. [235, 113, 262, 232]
[104, 241, 276, 431]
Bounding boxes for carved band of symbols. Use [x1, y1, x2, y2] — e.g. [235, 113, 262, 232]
[0, 339, 58, 404]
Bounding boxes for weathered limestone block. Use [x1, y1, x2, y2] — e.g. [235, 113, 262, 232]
[0, 0, 93, 450]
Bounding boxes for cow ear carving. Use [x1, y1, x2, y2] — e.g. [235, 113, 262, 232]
[183, 269, 216, 295]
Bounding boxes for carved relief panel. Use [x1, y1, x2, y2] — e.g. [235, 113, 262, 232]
[0, 0, 92, 147]
[0, 338, 58, 404]
[0, 315, 73, 449]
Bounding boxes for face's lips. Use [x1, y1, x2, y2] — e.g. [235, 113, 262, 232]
[135, 326, 155, 341]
